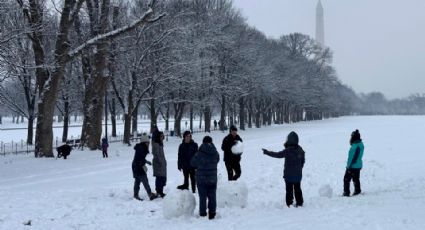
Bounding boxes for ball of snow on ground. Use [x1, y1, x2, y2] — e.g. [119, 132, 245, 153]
[231, 141, 244, 155]
[318, 184, 333, 198]
[217, 180, 248, 208]
[163, 190, 196, 219]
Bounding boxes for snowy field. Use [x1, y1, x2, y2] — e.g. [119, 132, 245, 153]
[1, 116, 425, 230]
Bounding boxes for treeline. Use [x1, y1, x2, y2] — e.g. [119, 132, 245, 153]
[0, 0, 420, 157]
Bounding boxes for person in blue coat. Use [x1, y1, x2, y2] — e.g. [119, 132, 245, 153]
[191, 136, 220, 220]
[262, 131, 305, 207]
[343, 129, 364, 196]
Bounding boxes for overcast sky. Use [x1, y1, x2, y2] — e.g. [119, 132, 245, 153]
[232, 0, 425, 99]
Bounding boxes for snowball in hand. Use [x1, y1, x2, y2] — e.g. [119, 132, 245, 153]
[163, 190, 196, 219]
[217, 180, 248, 208]
[231, 141, 244, 155]
[318, 184, 333, 198]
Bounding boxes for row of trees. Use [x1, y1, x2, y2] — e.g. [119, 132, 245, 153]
[0, 0, 421, 158]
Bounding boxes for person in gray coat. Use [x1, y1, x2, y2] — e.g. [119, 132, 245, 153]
[191, 136, 220, 220]
[152, 131, 167, 198]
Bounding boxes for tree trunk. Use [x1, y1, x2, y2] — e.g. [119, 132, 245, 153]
[62, 101, 70, 143]
[81, 0, 111, 150]
[109, 97, 117, 137]
[165, 104, 170, 131]
[150, 98, 157, 133]
[239, 97, 245, 130]
[173, 102, 186, 137]
[123, 89, 133, 145]
[189, 104, 193, 132]
[34, 0, 77, 157]
[204, 105, 211, 132]
[27, 115, 34, 145]
[199, 110, 203, 130]
[220, 95, 226, 131]
[132, 103, 139, 135]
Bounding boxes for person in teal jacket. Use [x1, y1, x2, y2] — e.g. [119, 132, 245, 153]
[343, 129, 364, 196]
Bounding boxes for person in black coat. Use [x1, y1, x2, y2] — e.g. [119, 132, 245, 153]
[177, 131, 199, 193]
[191, 136, 220, 220]
[221, 125, 243, 181]
[132, 134, 157, 201]
[57, 144, 72, 159]
[262, 131, 306, 207]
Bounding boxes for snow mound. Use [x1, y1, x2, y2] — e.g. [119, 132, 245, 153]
[231, 141, 244, 155]
[217, 180, 248, 208]
[163, 190, 196, 219]
[318, 184, 333, 198]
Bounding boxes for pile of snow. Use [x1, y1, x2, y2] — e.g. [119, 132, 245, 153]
[163, 190, 196, 219]
[231, 141, 244, 155]
[318, 184, 333, 198]
[217, 180, 248, 208]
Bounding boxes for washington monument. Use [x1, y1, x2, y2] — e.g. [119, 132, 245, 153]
[316, 0, 325, 46]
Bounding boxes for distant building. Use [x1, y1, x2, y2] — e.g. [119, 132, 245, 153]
[316, 0, 325, 46]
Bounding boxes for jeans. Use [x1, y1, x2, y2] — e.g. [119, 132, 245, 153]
[197, 181, 217, 215]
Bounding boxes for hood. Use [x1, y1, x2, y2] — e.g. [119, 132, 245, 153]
[198, 143, 217, 155]
[285, 131, 299, 147]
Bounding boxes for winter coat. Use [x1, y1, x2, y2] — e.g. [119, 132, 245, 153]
[101, 141, 109, 151]
[132, 143, 149, 178]
[57, 144, 72, 157]
[152, 142, 167, 177]
[178, 140, 199, 170]
[221, 134, 243, 162]
[191, 143, 220, 184]
[264, 146, 306, 183]
[346, 140, 364, 169]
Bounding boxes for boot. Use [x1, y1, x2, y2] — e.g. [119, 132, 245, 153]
[133, 192, 143, 201]
[343, 192, 350, 197]
[208, 212, 216, 220]
[158, 192, 166, 198]
[149, 193, 158, 200]
[177, 184, 188, 190]
[352, 191, 361, 196]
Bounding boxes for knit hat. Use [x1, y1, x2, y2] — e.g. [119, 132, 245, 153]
[351, 129, 361, 141]
[230, 125, 238, 132]
[284, 131, 299, 147]
[203, 136, 213, 144]
[140, 133, 150, 143]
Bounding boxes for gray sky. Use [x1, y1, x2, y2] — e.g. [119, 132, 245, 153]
[232, 0, 425, 99]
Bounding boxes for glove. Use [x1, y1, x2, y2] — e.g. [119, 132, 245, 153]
[262, 149, 269, 155]
[146, 160, 152, 165]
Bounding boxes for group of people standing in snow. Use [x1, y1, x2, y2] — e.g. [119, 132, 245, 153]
[131, 123, 364, 218]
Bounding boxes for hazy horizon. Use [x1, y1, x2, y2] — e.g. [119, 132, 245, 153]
[233, 0, 425, 100]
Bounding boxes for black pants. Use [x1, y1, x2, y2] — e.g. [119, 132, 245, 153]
[285, 181, 303, 206]
[197, 181, 217, 216]
[155, 176, 167, 194]
[134, 175, 152, 196]
[182, 168, 196, 192]
[225, 160, 241, 181]
[102, 150, 108, 158]
[344, 168, 361, 194]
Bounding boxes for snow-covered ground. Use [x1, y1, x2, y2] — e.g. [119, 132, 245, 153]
[1, 116, 425, 230]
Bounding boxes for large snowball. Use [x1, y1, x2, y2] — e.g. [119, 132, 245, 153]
[163, 190, 196, 219]
[217, 180, 248, 208]
[231, 141, 244, 155]
[318, 184, 333, 198]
